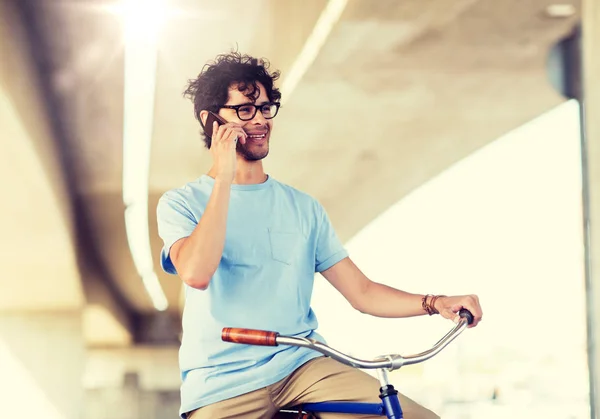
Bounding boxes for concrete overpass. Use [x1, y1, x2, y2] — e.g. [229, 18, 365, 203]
[0, 0, 590, 417]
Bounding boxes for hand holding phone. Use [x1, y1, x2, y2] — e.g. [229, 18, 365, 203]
[203, 111, 247, 183]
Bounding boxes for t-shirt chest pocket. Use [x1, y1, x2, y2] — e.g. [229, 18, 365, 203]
[223, 227, 269, 264]
[222, 224, 304, 266]
[268, 228, 303, 265]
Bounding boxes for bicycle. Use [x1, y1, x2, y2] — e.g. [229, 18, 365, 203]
[221, 309, 474, 418]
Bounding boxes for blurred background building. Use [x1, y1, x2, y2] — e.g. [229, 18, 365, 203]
[1, 0, 598, 418]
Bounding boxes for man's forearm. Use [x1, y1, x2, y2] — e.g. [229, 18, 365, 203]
[356, 281, 428, 318]
[323, 258, 481, 325]
[176, 179, 231, 288]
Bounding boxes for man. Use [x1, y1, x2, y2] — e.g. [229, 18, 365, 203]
[157, 51, 483, 419]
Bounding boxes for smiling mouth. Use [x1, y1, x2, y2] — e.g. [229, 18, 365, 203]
[247, 133, 267, 140]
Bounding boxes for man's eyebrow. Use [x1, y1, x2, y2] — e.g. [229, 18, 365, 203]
[229, 100, 271, 106]
[226, 101, 253, 106]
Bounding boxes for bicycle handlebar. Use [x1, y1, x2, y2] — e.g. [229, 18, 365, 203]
[222, 309, 474, 372]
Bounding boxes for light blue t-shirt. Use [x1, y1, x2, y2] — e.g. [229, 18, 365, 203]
[156, 174, 348, 417]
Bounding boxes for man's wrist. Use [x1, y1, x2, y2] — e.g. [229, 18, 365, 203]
[214, 176, 233, 187]
[421, 294, 446, 315]
[433, 295, 447, 314]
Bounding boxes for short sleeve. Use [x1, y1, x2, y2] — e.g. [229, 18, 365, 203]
[156, 192, 199, 275]
[314, 201, 348, 272]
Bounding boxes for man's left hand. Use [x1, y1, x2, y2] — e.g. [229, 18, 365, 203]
[434, 295, 483, 327]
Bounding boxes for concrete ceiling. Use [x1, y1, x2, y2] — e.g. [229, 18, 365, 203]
[2, 0, 580, 345]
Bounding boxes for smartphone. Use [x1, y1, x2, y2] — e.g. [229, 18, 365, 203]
[202, 111, 228, 138]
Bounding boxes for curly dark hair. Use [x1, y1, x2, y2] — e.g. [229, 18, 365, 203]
[183, 50, 282, 148]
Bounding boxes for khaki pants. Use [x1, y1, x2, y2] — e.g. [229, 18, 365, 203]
[187, 357, 440, 419]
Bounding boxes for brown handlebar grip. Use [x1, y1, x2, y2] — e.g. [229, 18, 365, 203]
[222, 328, 279, 346]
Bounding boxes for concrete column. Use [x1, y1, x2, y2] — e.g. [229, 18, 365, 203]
[582, 0, 600, 418]
[0, 311, 85, 419]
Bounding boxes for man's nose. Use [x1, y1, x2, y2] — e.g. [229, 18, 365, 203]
[251, 110, 268, 124]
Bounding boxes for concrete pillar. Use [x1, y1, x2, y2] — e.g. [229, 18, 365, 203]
[582, 0, 600, 418]
[0, 311, 85, 419]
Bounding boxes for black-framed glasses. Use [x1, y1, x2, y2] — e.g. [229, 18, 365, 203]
[220, 102, 281, 121]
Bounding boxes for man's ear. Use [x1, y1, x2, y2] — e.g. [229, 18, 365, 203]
[199, 110, 209, 127]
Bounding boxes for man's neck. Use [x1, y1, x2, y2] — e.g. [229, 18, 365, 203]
[234, 161, 268, 184]
[208, 160, 268, 185]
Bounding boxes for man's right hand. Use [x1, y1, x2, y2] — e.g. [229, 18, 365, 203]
[210, 121, 247, 183]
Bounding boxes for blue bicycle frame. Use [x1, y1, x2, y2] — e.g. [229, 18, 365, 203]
[302, 388, 403, 418]
[302, 401, 388, 416]
[290, 369, 403, 418]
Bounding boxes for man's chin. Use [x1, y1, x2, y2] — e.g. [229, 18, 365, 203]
[246, 151, 269, 161]
[240, 149, 268, 162]
[239, 143, 269, 161]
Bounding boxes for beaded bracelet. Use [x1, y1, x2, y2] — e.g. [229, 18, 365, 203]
[421, 294, 446, 315]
